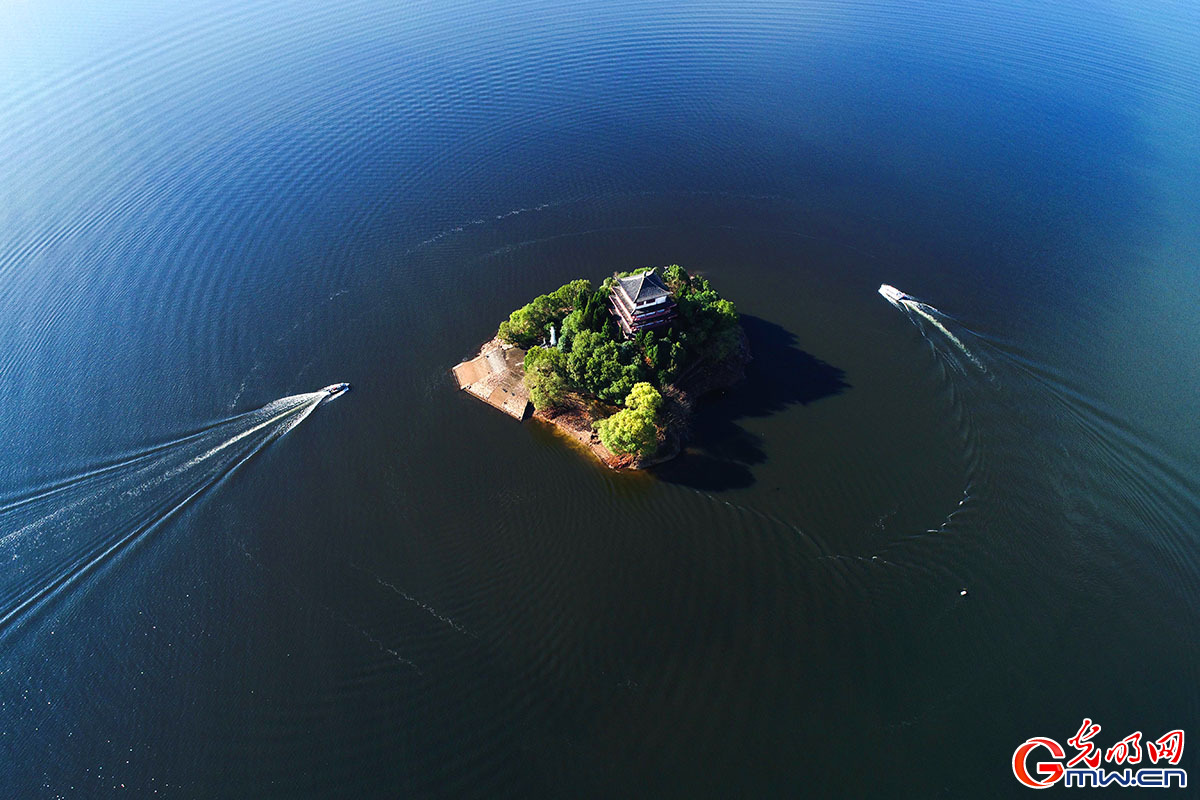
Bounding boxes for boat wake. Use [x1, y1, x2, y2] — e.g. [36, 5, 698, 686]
[0, 388, 341, 637]
[879, 284, 985, 372]
[877, 283, 992, 544]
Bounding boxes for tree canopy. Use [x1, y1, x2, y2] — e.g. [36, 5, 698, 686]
[564, 329, 644, 404]
[497, 279, 592, 348]
[625, 381, 662, 414]
[507, 270, 740, 448]
[595, 408, 657, 458]
[595, 382, 662, 458]
[523, 346, 569, 411]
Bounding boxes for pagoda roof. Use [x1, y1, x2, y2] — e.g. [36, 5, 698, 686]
[615, 269, 671, 303]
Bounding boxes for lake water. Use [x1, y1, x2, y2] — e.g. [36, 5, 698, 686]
[1, 1, 1197, 796]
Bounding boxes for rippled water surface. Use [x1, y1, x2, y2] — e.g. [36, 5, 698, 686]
[2, 1, 1198, 797]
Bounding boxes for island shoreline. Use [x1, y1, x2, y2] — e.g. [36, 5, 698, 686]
[456, 323, 750, 470]
[452, 267, 750, 470]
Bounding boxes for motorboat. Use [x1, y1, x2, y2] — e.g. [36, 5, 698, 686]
[322, 382, 351, 399]
[878, 284, 913, 306]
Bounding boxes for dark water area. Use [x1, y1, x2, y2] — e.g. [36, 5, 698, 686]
[1, 1, 1198, 796]
[655, 314, 851, 491]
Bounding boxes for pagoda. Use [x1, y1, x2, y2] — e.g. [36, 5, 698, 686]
[608, 269, 677, 337]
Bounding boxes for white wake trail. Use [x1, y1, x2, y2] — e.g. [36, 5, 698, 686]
[879, 284, 985, 371]
[903, 301, 985, 372]
[0, 387, 341, 637]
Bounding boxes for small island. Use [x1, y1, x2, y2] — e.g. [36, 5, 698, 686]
[453, 265, 749, 469]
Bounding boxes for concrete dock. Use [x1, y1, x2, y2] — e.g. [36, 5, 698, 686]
[452, 339, 530, 419]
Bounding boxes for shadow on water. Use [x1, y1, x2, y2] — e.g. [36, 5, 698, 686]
[653, 315, 849, 491]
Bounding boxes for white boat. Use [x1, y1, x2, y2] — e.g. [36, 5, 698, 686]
[878, 284, 913, 305]
[321, 382, 351, 399]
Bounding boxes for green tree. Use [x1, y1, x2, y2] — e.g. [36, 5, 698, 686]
[595, 383, 662, 458]
[524, 346, 569, 410]
[662, 264, 689, 291]
[565, 330, 642, 403]
[497, 279, 592, 347]
[645, 342, 663, 370]
[625, 382, 662, 414]
[558, 309, 585, 352]
[668, 340, 687, 373]
[595, 408, 658, 458]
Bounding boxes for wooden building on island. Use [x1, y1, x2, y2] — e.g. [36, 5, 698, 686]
[609, 269, 677, 337]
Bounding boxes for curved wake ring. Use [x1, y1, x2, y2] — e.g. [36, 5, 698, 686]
[0, 386, 347, 637]
[879, 284, 988, 538]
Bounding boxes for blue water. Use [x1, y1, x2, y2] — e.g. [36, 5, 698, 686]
[1, 1, 1198, 796]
